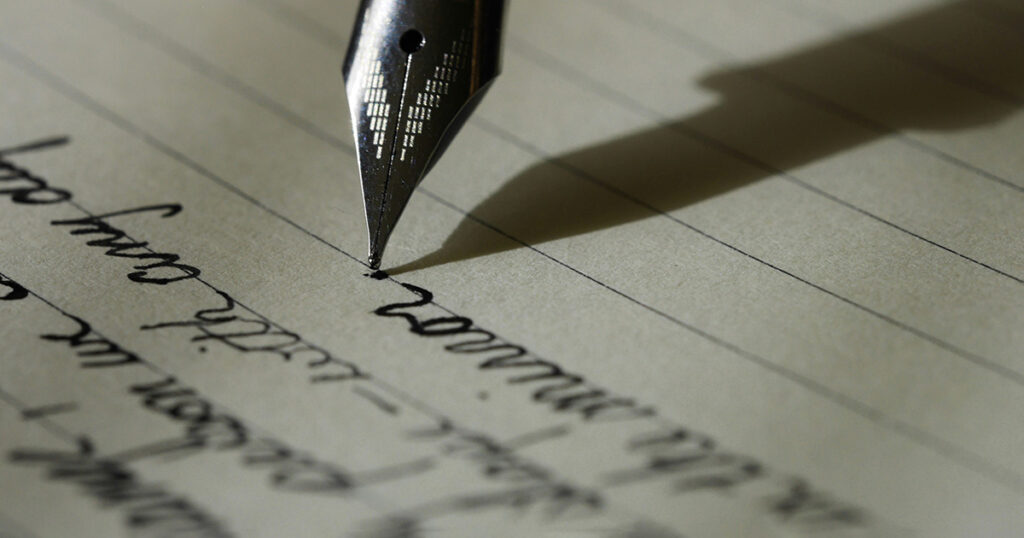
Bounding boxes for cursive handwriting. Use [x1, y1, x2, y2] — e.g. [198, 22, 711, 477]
[1, 137, 199, 286]
[2, 137, 362, 385]
[2, 137, 867, 533]
[51, 204, 200, 285]
[375, 283, 654, 424]
[373, 277, 867, 531]
[41, 313, 143, 369]
[39, 312, 360, 496]
[141, 290, 364, 384]
[0, 136, 72, 204]
[10, 436, 233, 538]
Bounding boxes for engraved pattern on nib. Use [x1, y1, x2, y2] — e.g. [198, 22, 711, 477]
[397, 30, 471, 162]
[362, 60, 391, 161]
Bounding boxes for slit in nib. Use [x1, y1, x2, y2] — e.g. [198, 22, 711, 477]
[368, 230, 385, 269]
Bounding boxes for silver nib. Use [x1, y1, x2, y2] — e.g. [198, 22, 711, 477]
[344, 0, 505, 269]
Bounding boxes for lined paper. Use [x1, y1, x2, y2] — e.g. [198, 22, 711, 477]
[1, 0, 1022, 536]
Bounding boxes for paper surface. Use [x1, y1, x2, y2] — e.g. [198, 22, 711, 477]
[1, 0, 1023, 536]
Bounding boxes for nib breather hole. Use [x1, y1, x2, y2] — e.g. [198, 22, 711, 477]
[399, 29, 425, 54]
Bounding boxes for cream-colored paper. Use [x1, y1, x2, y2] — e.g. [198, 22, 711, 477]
[1, 0, 1022, 536]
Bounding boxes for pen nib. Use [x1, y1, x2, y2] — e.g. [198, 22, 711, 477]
[368, 244, 383, 271]
[343, 0, 504, 269]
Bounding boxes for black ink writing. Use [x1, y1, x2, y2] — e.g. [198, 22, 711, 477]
[42, 313, 143, 369]
[10, 437, 233, 538]
[0, 137, 72, 205]
[0, 275, 28, 301]
[34, 303, 361, 497]
[374, 281, 868, 530]
[376, 284, 654, 423]
[51, 204, 200, 285]
[141, 290, 365, 384]
[1, 137, 199, 286]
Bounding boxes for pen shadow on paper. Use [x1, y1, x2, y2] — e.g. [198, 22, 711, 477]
[389, 0, 1024, 274]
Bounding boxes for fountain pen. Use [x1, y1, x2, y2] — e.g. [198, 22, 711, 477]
[343, 0, 505, 269]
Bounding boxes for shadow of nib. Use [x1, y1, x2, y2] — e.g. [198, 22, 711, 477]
[393, 0, 1023, 274]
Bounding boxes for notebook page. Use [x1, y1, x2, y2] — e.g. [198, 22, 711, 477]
[1, 0, 1022, 536]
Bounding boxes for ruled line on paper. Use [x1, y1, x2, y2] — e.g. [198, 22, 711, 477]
[42, 0, 1024, 470]
[3, 0, 1023, 535]
[775, 0, 1024, 106]
[0, 385, 81, 445]
[0, 69, 676, 534]
[0, 384, 237, 537]
[2, 0, 1021, 502]
[494, 41, 1024, 375]
[0, 140, 657, 527]
[589, 0, 1024, 239]
[0, 273, 397, 515]
[609, 0, 1024, 186]
[244, 0, 1024, 415]
[253, 0, 1024, 344]
[19, 401, 79, 421]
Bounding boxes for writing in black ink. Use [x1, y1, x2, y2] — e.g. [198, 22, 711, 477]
[37, 307, 359, 496]
[0, 275, 28, 301]
[1, 137, 199, 285]
[356, 417, 604, 528]
[766, 478, 866, 531]
[376, 284, 654, 423]
[42, 313, 142, 369]
[605, 426, 765, 496]
[51, 204, 200, 285]
[127, 375, 354, 495]
[141, 290, 364, 384]
[374, 281, 868, 531]
[10, 437, 233, 538]
[0, 136, 72, 205]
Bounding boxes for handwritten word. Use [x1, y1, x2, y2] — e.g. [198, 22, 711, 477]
[131, 376, 359, 494]
[51, 205, 200, 285]
[10, 437, 233, 538]
[609, 427, 863, 527]
[376, 283, 653, 423]
[605, 427, 764, 492]
[410, 418, 601, 514]
[141, 290, 364, 384]
[42, 313, 142, 369]
[766, 477, 865, 531]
